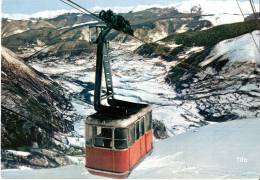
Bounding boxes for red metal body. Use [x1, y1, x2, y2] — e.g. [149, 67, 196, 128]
[85, 130, 153, 178]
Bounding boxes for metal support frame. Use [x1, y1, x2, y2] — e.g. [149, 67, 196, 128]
[93, 27, 148, 116]
[94, 27, 112, 111]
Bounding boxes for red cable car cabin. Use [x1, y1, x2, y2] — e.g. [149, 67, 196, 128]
[85, 105, 153, 178]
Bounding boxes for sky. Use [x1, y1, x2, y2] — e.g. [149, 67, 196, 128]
[2, 0, 259, 19]
[2, 0, 177, 14]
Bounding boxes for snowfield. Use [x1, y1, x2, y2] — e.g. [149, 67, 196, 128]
[200, 14, 244, 26]
[2, 118, 260, 179]
[200, 31, 260, 67]
[131, 118, 260, 178]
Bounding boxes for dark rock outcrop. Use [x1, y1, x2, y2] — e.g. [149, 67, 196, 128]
[153, 120, 168, 139]
[1, 47, 73, 149]
[1, 149, 73, 169]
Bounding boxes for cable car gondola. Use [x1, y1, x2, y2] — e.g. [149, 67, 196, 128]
[83, 9, 153, 178]
[85, 105, 153, 178]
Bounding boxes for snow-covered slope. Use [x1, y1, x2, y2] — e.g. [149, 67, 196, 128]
[176, 0, 255, 26]
[131, 118, 260, 178]
[2, 118, 260, 178]
[200, 14, 244, 26]
[200, 31, 260, 67]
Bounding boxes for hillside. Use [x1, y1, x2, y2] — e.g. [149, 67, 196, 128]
[1, 19, 56, 38]
[1, 7, 212, 58]
[136, 20, 259, 59]
[110, 7, 211, 42]
[1, 47, 77, 168]
[1, 25, 96, 58]
[168, 30, 260, 122]
[1, 13, 93, 38]
[136, 19, 260, 122]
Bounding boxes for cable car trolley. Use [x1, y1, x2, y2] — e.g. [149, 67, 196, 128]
[79, 8, 154, 178]
[85, 105, 153, 178]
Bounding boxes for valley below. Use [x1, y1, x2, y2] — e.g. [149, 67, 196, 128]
[29, 42, 208, 137]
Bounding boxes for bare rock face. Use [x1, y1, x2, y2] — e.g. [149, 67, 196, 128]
[153, 120, 169, 139]
[1, 149, 73, 169]
[1, 47, 73, 149]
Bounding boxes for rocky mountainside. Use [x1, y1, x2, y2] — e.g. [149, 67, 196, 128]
[1, 24, 95, 58]
[136, 20, 260, 122]
[136, 20, 259, 59]
[1, 19, 56, 38]
[1, 13, 93, 38]
[110, 7, 211, 42]
[1, 47, 77, 168]
[1, 7, 211, 58]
